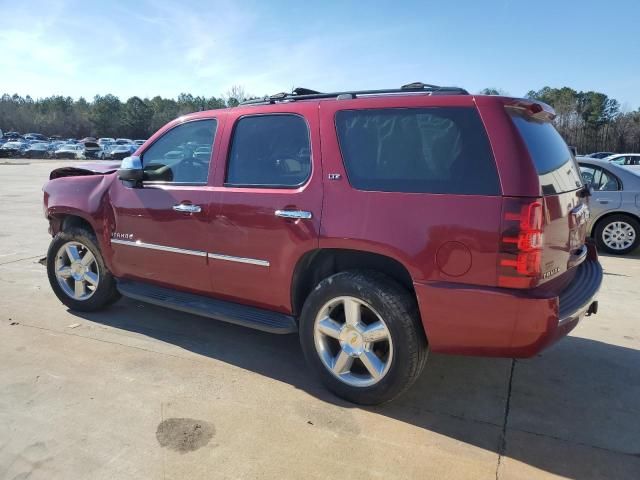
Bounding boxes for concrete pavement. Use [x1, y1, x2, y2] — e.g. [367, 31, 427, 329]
[1, 159, 639, 479]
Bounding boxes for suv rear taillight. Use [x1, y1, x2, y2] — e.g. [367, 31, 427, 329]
[498, 197, 544, 289]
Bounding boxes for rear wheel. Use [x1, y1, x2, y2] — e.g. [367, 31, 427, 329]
[46, 227, 120, 311]
[595, 214, 640, 255]
[299, 271, 427, 405]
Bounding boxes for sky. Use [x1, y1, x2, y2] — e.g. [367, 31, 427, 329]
[1, 0, 639, 109]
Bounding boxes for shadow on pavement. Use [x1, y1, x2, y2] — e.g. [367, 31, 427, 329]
[75, 298, 640, 479]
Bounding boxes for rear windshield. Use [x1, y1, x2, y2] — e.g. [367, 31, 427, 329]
[509, 111, 582, 194]
[335, 107, 500, 195]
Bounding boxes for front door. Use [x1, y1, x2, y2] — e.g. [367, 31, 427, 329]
[108, 117, 221, 294]
[207, 104, 323, 312]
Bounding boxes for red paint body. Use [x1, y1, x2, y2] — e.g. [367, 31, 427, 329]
[43, 94, 600, 357]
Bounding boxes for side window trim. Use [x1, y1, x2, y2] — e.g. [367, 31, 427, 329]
[224, 113, 312, 189]
[141, 118, 218, 186]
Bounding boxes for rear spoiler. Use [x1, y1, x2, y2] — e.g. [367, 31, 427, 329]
[505, 98, 556, 121]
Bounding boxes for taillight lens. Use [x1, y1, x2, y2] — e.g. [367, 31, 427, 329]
[498, 197, 545, 289]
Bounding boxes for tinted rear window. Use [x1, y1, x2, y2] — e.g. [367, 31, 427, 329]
[509, 111, 582, 194]
[335, 107, 500, 195]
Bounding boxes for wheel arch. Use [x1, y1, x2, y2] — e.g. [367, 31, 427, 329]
[290, 248, 416, 317]
[48, 209, 98, 238]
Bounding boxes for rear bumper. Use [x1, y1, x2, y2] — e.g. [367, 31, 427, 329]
[414, 251, 603, 358]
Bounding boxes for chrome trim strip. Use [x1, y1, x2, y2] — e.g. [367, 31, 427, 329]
[110, 238, 268, 266]
[207, 252, 270, 267]
[110, 239, 207, 257]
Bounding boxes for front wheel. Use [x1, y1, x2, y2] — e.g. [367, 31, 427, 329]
[299, 271, 427, 405]
[46, 227, 120, 311]
[595, 214, 640, 255]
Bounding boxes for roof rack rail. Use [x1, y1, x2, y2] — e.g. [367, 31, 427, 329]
[239, 83, 469, 106]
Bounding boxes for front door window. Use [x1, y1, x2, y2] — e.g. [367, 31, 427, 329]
[142, 119, 217, 183]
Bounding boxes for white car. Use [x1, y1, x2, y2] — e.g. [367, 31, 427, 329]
[604, 153, 640, 166]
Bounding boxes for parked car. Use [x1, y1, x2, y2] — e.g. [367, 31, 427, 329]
[588, 151, 616, 159]
[98, 137, 115, 145]
[3, 131, 22, 140]
[82, 141, 105, 160]
[577, 157, 640, 254]
[109, 144, 136, 159]
[604, 153, 640, 166]
[49, 141, 65, 152]
[0, 141, 27, 157]
[133, 139, 147, 146]
[24, 133, 48, 142]
[23, 142, 53, 158]
[42, 84, 602, 405]
[54, 144, 83, 159]
[115, 138, 133, 145]
[101, 142, 115, 155]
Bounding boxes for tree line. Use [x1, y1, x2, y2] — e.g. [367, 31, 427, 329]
[1, 85, 639, 153]
[0, 85, 248, 140]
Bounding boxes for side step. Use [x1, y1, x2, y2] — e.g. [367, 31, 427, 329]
[117, 279, 298, 334]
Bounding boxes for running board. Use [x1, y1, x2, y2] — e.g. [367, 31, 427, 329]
[117, 280, 297, 334]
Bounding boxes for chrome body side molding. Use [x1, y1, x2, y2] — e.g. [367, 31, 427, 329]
[111, 238, 269, 267]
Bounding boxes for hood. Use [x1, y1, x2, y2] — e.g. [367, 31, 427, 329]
[49, 161, 121, 180]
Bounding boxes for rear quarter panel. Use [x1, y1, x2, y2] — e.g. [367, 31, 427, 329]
[318, 96, 503, 286]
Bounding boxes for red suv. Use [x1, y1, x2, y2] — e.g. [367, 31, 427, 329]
[43, 84, 602, 404]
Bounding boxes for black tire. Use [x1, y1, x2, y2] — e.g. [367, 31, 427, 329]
[46, 227, 120, 311]
[594, 214, 640, 255]
[299, 270, 428, 405]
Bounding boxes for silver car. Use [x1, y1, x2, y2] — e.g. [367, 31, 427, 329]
[577, 157, 640, 254]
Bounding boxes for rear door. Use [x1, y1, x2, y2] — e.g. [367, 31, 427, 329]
[579, 163, 622, 220]
[207, 103, 323, 312]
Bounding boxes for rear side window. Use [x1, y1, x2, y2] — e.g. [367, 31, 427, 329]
[226, 114, 311, 188]
[509, 111, 582, 194]
[335, 108, 500, 195]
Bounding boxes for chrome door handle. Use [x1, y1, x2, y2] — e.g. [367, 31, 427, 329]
[173, 203, 202, 213]
[275, 209, 312, 220]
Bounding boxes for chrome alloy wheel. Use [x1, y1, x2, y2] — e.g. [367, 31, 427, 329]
[313, 296, 393, 388]
[602, 221, 636, 251]
[54, 241, 99, 300]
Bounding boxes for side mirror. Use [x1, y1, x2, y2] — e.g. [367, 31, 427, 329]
[118, 156, 143, 185]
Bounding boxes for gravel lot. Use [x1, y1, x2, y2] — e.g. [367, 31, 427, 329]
[1, 159, 639, 479]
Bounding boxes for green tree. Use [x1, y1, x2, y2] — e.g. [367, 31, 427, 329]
[123, 97, 152, 139]
[90, 94, 123, 137]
